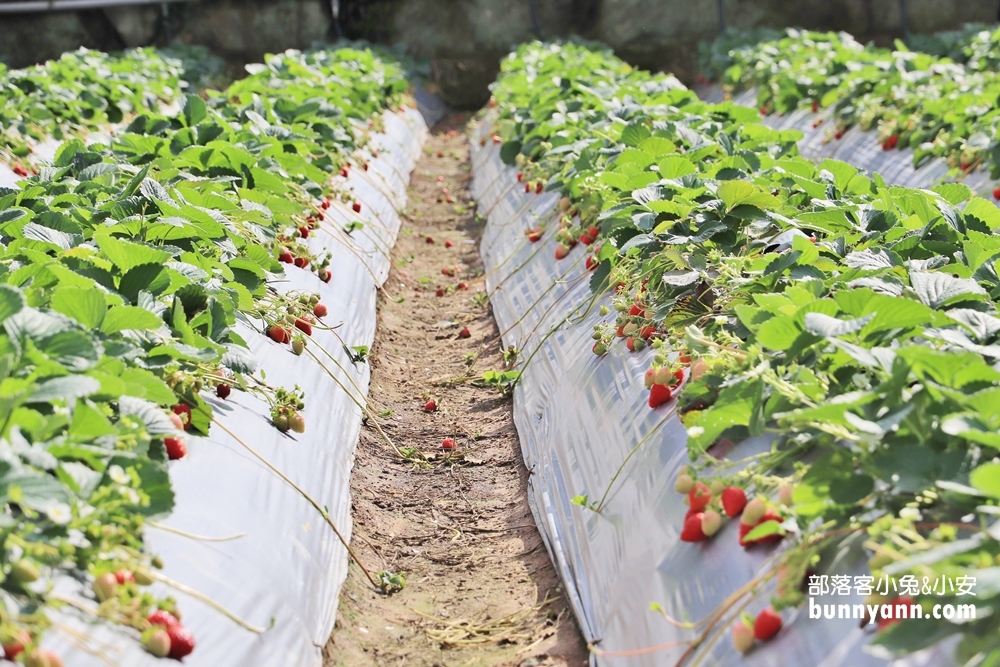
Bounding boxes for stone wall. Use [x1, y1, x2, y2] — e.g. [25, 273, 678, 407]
[1, 0, 998, 108]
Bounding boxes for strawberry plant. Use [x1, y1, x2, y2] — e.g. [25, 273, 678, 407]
[484, 40, 1000, 662]
[0, 42, 410, 659]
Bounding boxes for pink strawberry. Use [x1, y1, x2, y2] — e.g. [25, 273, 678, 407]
[701, 509, 722, 536]
[114, 570, 135, 585]
[554, 244, 570, 260]
[732, 619, 755, 653]
[313, 303, 328, 318]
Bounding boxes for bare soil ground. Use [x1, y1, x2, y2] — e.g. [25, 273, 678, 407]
[324, 115, 589, 667]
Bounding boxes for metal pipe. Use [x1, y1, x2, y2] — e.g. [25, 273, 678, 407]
[0, 0, 193, 14]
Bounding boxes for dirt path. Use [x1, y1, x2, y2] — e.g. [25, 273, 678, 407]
[324, 115, 588, 667]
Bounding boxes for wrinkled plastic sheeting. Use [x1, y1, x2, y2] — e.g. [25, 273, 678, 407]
[468, 124, 956, 667]
[696, 84, 998, 198]
[32, 108, 427, 667]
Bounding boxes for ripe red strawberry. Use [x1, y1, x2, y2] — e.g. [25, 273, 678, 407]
[24, 649, 63, 667]
[166, 625, 195, 659]
[216, 383, 231, 399]
[834, 130, 843, 140]
[164, 437, 186, 460]
[267, 325, 289, 344]
[585, 255, 598, 271]
[554, 244, 570, 260]
[753, 607, 782, 641]
[587, 226, 599, 238]
[172, 404, 191, 430]
[615, 325, 625, 338]
[363, 163, 369, 171]
[527, 227, 543, 242]
[313, 303, 328, 317]
[278, 250, 293, 264]
[340, 167, 349, 178]
[442, 437, 455, 450]
[294, 257, 309, 268]
[680, 512, 707, 542]
[459, 326, 471, 338]
[321, 197, 331, 209]
[732, 619, 755, 654]
[115, 570, 135, 585]
[148, 610, 179, 628]
[319, 268, 332, 283]
[442, 267, 455, 276]
[811, 101, 819, 113]
[352, 202, 362, 213]
[579, 234, 594, 245]
[298, 226, 310, 238]
[887, 134, 899, 149]
[516, 172, 523, 182]
[457, 282, 469, 290]
[648, 383, 673, 408]
[444, 240, 454, 248]
[435, 288, 445, 297]
[878, 596, 915, 630]
[625, 336, 639, 352]
[688, 482, 712, 512]
[424, 399, 437, 412]
[12, 165, 28, 178]
[294, 318, 312, 335]
[721, 486, 747, 517]
[639, 325, 655, 339]
[426, 236, 435, 244]
[629, 304, 645, 317]
[535, 181, 544, 194]
[993, 186, 1000, 200]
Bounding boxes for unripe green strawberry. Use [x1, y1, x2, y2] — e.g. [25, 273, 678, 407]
[24, 649, 63, 667]
[701, 509, 722, 536]
[9, 560, 39, 585]
[144, 628, 171, 657]
[289, 412, 306, 433]
[292, 339, 305, 355]
[741, 498, 767, 526]
[674, 473, 694, 494]
[654, 367, 673, 386]
[93, 573, 117, 601]
[709, 479, 725, 495]
[731, 619, 754, 654]
[778, 486, 795, 506]
[622, 322, 638, 336]
[134, 567, 155, 586]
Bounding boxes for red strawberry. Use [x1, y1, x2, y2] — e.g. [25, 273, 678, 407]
[294, 257, 309, 268]
[688, 482, 712, 512]
[294, 318, 312, 335]
[887, 134, 899, 149]
[834, 130, 843, 139]
[426, 236, 435, 244]
[993, 186, 1000, 200]
[648, 383, 673, 408]
[3, 630, 30, 659]
[435, 288, 445, 297]
[166, 625, 195, 659]
[444, 240, 454, 248]
[278, 250, 293, 264]
[639, 325, 655, 339]
[535, 181, 544, 194]
[732, 619, 755, 654]
[516, 172, 523, 182]
[148, 610, 179, 628]
[352, 202, 362, 213]
[459, 326, 471, 338]
[172, 404, 191, 430]
[579, 234, 594, 245]
[319, 268, 332, 283]
[878, 596, 915, 630]
[587, 225, 599, 238]
[554, 244, 570, 260]
[680, 512, 707, 542]
[442, 267, 455, 276]
[298, 226, 310, 238]
[585, 255, 598, 271]
[811, 101, 819, 113]
[164, 437, 186, 460]
[216, 384, 231, 399]
[442, 437, 455, 450]
[721, 486, 747, 517]
[615, 325, 626, 338]
[267, 325, 289, 344]
[114, 570, 135, 585]
[363, 163, 369, 171]
[424, 399, 437, 412]
[340, 167, 349, 178]
[628, 304, 645, 317]
[457, 282, 469, 290]
[527, 228, 543, 242]
[753, 607, 782, 641]
[321, 197, 331, 209]
[313, 303, 328, 317]
[12, 165, 28, 178]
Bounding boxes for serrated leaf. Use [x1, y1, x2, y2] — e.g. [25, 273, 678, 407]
[100, 306, 163, 334]
[909, 271, 986, 308]
[28, 376, 101, 403]
[804, 312, 874, 338]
